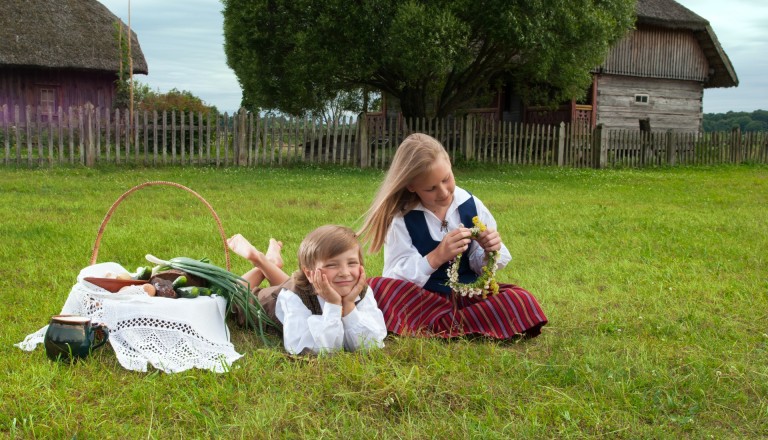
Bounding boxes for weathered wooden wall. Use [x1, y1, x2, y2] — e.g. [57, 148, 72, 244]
[601, 26, 710, 82]
[595, 75, 703, 131]
[0, 67, 116, 121]
[594, 25, 710, 132]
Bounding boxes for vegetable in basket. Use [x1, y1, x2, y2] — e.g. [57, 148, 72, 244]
[146, 254, 276, 336]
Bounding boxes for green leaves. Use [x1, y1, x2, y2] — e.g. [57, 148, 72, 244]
[223, 0, 635, 118]
[224, 0, 634, 116]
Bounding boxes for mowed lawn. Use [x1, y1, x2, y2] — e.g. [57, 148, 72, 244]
[1, 163, 766, 439]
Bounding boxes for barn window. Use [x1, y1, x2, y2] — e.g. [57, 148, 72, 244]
[634, 94, 649, 105]
[40, 88, 56, 113]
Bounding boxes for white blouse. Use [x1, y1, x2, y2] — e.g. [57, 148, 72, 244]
[383, 187, 512, 288]
[275, 285, 387, 355]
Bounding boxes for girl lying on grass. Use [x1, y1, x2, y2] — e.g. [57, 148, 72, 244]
[227, 225, 387, 355]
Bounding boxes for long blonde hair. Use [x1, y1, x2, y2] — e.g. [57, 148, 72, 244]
[291, 225, 363, 295]
[358, 133, 451, 253]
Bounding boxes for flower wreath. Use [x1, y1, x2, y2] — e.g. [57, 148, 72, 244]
[446, 216, 500, 298]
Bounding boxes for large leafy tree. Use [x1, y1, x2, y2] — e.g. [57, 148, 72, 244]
[223, 0, 635, 119]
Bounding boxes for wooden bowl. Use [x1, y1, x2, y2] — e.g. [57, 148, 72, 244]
[83, 277, 149, 293]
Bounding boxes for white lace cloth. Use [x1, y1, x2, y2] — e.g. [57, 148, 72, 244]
[15, 262, 243, 373]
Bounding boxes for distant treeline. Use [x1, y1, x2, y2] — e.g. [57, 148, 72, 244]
[703, 110, 768, 132]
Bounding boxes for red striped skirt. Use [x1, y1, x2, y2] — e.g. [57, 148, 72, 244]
[368, 277, 547, 339]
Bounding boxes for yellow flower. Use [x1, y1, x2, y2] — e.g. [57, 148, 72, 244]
[472, 216, 487, 232]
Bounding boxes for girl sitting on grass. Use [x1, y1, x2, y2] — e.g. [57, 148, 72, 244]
[227, 225, 386, 355]
[358, 133, 547, 340]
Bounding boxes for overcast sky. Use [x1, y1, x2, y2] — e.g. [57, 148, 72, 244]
[99, 0, 767, 115]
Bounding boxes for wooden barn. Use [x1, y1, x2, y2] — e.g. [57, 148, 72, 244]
[0, 0, 148, 120]
[524, 0, 738, 131]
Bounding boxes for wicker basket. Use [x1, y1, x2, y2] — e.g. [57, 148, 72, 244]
[87, 181, 276, 338]
[89, 180, 231, 269]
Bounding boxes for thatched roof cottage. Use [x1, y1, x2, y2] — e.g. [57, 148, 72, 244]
[0, 0, 148, 119]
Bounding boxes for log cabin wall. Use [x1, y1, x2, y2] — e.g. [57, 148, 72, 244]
[0, 67, 116, 121]
[595, 75, 703, 131]
[601, 25, 710, 82]
[594, 25, 710, 131]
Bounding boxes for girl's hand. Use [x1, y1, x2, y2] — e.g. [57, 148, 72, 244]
[341, 267, 367, 316]
[341, 266, 367, 301]
[475, 228, 502, 252]
[429, 227, 471, 268]
[309, 268, 342, 305]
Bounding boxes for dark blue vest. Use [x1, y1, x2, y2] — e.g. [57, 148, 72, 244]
[403, 196, 479, 294]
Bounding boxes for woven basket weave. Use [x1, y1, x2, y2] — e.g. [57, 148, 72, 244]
[89, 181, 231, 270]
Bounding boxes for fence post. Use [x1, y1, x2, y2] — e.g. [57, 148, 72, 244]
[237, 108, 247, 166]
[1, 104, 6, 165]
[731, 126, 742, 163]
[358, 113, 369, 168]
[665, 130, 676, 166]
[592, 123, 604, 168]
[464, 114, 475, 160]
[557, 122, 566, 167]
[84, 104, 95, 167]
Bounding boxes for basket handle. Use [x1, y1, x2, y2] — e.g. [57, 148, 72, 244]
[89, 181, 231, 270]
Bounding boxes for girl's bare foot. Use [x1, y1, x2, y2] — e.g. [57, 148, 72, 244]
[265, 238, 284, 268]
[227, 234, 262, 263]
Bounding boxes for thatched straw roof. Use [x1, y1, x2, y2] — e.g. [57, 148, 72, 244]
[0, 0, 148, 74]
[636, 0, 737, 88]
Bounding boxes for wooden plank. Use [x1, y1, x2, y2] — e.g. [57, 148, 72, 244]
[152, 110, 158, 166]
[225, 112, 231, 166]
[133, 111, 140, 165]
[161, 110, 167, 165]
[206, 112, 212, 164]
[199, 111, 205, 164]
[188, 110, 195, 165]
[2, 105, 9, 165]
[68, 106, 76, 164]
[34, 106, 44, 165]
[26, 106, 33, 166]
[171, 110, 177, 164]
[104, 107, 112, 163]
[114, 108, 121, 164]
[47, 106, 55, 164]
[180, 110, 187, 164]
[341, 115, 349, 164]
[269, 116, 275, 165]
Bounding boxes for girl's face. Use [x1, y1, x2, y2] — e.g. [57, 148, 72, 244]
[406, 158, 455, 212]
[304, 247, 362, 297]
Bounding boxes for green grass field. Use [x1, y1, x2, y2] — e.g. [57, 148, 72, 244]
[1, 163, 766, 439]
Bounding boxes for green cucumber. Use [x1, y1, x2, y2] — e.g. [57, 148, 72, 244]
[175, 286, 200, 299]
[172, 275, 188, 288]
[175, 286, 212, 298]
[134, 266, 151, 281]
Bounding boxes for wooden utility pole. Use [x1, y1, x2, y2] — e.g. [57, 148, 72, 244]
[128, 0, 134, 140]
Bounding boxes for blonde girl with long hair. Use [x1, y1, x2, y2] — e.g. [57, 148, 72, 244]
[359, 133, 547, 339]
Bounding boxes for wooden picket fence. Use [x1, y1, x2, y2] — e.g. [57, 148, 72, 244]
[1, 105, 766, 168]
